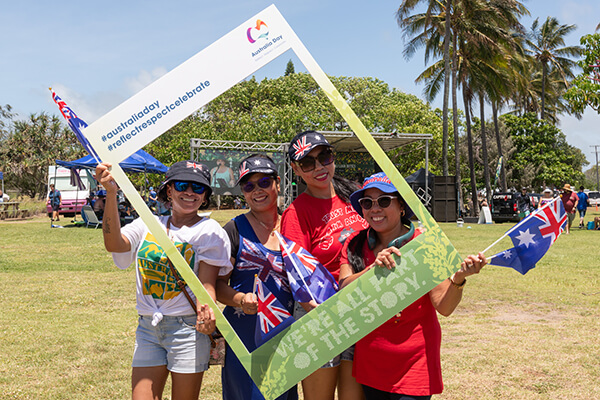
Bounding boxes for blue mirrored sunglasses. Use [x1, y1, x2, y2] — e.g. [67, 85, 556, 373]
[172, 181, 206, 194]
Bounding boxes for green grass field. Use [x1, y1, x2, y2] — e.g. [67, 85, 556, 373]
[1, 211, 599, 399]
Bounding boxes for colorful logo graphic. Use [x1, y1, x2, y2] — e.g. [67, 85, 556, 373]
[247, 19, 269, 43]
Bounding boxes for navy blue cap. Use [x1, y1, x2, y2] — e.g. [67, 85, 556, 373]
[288, 131, 332, 161]
[236, 155, 278, 185]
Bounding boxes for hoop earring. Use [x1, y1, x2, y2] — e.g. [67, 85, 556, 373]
[401, 210, 406, 217]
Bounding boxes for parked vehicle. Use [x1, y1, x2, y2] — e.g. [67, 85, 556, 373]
[491, 192, 520, 223]
[46, 166, 94, 217]
[491, 192, 540, 223]
[588, 191, 600, 207]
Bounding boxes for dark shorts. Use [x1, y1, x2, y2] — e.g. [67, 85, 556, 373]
[362, 385, 431, 400]
[51, 203, 60, 212]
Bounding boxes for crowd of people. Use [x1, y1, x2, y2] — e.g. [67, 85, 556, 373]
[95, 131, 487, 400]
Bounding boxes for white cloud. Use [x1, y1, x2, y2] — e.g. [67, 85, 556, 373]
[124, 67, 168, 95]
[49, 67, 168, 124]
[49, 83, 125, 124]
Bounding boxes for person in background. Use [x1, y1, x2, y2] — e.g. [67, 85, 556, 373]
[281, 131, 367, 400]
[148, 186, 158, 214]
[538, 188, 554, 209]
[94, 193, 106, 219]
[211, 154, 235, 189]
[217, 154, 298, 400]
[576, 185, 589, 229]
[48, 183, 61, 221]
[0, 189, 9, 203]
[339, 172, 487, 399]
[96, 160, 232, 400]
[518, 187, 532, 216]
[560, 184, 578, 234]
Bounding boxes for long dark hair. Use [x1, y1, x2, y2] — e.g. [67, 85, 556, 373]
[332, 175, 360, 203]
[346, 229, 369, 274]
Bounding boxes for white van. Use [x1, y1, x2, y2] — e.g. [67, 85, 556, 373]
[46, 166, 94, 216]
[588, 191, 600, 207]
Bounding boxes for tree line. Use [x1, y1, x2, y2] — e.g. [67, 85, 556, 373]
[3, 3, 600, 205]
[0, 71, 590, 201]
[395, 0, 600, 214]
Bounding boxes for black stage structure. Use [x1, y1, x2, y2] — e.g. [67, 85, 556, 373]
[190, 131, 433, 209]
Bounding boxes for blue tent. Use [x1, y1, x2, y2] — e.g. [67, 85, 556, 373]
[56, 149, 168, 174]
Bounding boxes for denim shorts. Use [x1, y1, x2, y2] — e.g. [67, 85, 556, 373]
[293, 303, 355, 368]
[132, 314, 211, 373]
[579, 209, 586, 218]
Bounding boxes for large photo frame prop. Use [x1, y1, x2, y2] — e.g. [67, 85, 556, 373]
[83, 5, 462, 399]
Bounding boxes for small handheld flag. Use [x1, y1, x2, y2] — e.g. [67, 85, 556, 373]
[487, 197, 567, 274]
[50, 88, 100, 163]
[275, 232, 338, 304]
[254, 278, 294, 347]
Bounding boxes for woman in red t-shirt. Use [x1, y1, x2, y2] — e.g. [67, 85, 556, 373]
[281, 131, 368, 400]
[339, 172, 487, 399]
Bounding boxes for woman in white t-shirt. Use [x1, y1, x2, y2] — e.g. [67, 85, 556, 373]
[96, 160, 232, 400]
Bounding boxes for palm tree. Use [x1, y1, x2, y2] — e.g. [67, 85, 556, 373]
[398, 0, 528, 212]
[526, 17, 581, 120]
[397, 0, 451, 175]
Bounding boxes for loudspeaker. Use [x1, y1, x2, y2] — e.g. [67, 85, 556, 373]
[432, 176, 457, 222]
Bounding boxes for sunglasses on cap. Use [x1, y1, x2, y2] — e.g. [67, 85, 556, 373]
[296, 148, 334, 172]
[241, 176, 275, 193]
[358, 195, 398, 210]
[172, 181, 206, 194]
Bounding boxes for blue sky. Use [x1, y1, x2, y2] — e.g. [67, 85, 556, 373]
[2, 1, 599, 165]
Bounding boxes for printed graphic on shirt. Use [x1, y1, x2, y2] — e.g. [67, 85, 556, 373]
[137, 233, 195, 300]
[237, 237, 289, 292]
[319, 204, 368, 251]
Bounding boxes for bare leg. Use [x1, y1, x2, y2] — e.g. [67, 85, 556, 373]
[301, 366, 339, 400]
[337, 360, 364, 400]
[132, 366, 169, 400]
[171, 371, 204, 400]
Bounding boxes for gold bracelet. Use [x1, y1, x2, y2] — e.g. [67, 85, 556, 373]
[450, 274, 466, 290]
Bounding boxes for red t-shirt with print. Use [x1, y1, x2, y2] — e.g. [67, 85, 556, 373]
[281, 193, 368, 282]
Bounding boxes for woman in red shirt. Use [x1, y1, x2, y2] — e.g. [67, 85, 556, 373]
[339, 172, 486, 399]
[281, 131, 368, 400]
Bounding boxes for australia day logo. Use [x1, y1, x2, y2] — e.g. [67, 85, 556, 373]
[247, 19, 284, 58]
[247, 19, 269, 43]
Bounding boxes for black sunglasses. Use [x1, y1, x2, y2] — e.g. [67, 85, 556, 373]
[172, 181, 206, 194]
[296, 148, 335, 172]
[358, 195, 397, 210]
[241, 176, 275, 193]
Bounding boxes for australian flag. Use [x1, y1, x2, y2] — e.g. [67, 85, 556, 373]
[276, 232, 338, 304]
[490, 198, 567, 274]
[50, 89, 100, 161]
[254, 278, 295, 347]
